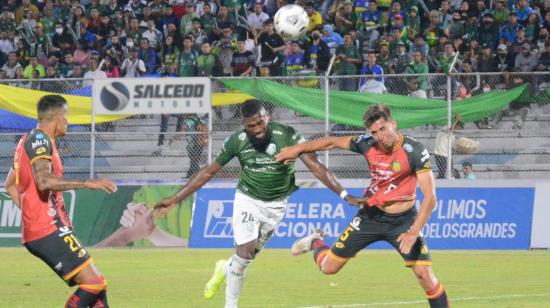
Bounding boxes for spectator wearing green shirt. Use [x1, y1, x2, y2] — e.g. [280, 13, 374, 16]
[405, 51, 429, 97]
[179, 3, 199, 38]
[196, 41, 223, 77]
[23, 56, 46, 79]
[336, 33, 361, 90]
[178, 36, 198, 77]
[492, 0, 510, 27]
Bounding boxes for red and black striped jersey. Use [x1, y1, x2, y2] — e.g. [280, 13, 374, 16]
[349, 134, 432, 207]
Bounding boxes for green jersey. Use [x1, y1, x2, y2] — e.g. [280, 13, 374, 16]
[215, 122, 305, 201]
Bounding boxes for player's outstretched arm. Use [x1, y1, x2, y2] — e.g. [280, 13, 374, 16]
[300, 153, 366, 207]
[276, 136, 354, 163]
[32, 158, 117, 193]
[4, 167, 21, 208]
[154, 162, 223, 215]
[397, 171, 436, 254]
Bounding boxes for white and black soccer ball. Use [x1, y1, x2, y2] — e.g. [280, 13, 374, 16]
[274, 4, 309, 39]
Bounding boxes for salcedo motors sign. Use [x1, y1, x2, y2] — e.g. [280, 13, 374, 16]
[92, 77, 211, 114]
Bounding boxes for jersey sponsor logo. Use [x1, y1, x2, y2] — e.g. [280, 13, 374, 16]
[266, 143, 277, 155]
[350, 216, 361, 230]
[35, 146, 47, 155]
[403, 143, 413, 152]
[54, 262, 62, 271]
[47, 208, 57, 217]
[238, 132, 246, 140]
[31, 139, 49, 150]
[391, 161, 401, 172]
[272, 130, 283, 135]
[241, 148, 255, 154]
[204, 200, 234, 238]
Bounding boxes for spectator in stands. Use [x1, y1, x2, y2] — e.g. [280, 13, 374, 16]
[0, 9, 16, 33]
[285, 40, 306, 75]
[120, 47, 146, 77]
[359, 50, 385, 93]
[180, 3, 199, 37]
[83, 58, 107, 83]
[51, 22, 74, 53]
[406, 6, 421, 37]
[492, 0, 510, 26]
[525, 12, 540, 43]
[434, 114, 462, 179]
[478, 13, 499, 50]
[23, 56, 45, 79]
[196, 41, 223, 77]
[232, 38, 255, 76]
[424, 10, 445, 47]
[515, 0, 533, 25]
[0, 30, 16, 56]
[102, 56, 120, 78]
[335, 33, 361, 90]
[248, 2, 269, 32]
[138, 37, 160, 74]
[538, 41, 550, 71]
[335, 0, 357, 34]
[410, 34, 429, 56]
[304, 30, 331, 74]
[405, 51, 429, 96]
[15, 0, 39, 24]
[256, 19, 285, 76]
[142, 19, 163, 51]
[177, 36, 198, 77]
[360, 0, 382, 29]
[462, 161, 476, 179]
[376, 41, 392, 73]
[500, 13, 521, 44]
[200, 3, 218, 39]
[515, 42, 538, 72]
[1, 52, 21, 79]
[305, 1, 323, 32]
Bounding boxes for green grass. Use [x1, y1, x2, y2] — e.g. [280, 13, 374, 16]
[0, 248, 549, 307]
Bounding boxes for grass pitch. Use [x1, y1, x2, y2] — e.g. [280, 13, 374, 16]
[0, 248, 549, 307]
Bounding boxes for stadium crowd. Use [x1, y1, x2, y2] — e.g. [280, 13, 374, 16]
[0, 0, 549, 97]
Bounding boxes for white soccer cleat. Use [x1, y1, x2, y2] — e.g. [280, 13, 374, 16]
[291, 230, 325, 256]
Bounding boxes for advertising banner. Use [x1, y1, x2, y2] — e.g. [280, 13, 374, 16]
[0, 186, 193, 247]
[92, 77, 211, 115]
[189, 187, 535, 250]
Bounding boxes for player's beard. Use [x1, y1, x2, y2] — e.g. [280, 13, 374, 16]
[247, 128, 272, 153]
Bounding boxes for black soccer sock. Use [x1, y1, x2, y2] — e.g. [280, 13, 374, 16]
[66, 287, 101, 308]
[311, 239, 330, 267]
[426, 283, 449, 308]
[92, 290, 109, 308]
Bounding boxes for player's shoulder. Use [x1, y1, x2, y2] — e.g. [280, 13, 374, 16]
[227, 129, 247, 144]
[402, 135, 427, 153]
[24, 129, 52, 149]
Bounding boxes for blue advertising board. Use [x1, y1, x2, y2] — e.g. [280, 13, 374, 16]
[189, 187, 535, 250]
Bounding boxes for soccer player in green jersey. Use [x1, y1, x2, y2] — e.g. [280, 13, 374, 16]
[155, 100, 364, 308]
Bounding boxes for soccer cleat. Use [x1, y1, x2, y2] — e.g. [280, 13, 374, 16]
[204, 259, 227, 299]
[291, 230, 325, 256]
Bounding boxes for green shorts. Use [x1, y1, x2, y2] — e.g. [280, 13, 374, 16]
[330, 206, 432, 267]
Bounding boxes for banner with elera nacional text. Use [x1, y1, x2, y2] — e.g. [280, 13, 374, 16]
[92, 77, 211, 115]
[189, 187, 535, 250]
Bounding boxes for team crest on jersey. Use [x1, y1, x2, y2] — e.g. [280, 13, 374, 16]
[48, 208, 57, 217]
[392, 161, 401, 172]
[238, 132, 246, 141]
[403, 143, 413, 152]
[266, 143, 277, 155]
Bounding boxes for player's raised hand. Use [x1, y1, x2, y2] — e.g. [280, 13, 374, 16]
[85, 178, 117, 193]
[275, 145, 302, 164]
[396, 230, 419, 255]
[153, 197, 178, 218]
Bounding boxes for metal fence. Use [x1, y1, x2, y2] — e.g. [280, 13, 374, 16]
[1, 72, 550, 183]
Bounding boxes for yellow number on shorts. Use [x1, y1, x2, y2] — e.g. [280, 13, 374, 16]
[64, 234, 82, 252]
[340, 226, 354, 241]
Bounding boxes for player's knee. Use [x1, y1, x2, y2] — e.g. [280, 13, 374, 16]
[320, 264, 340, 275]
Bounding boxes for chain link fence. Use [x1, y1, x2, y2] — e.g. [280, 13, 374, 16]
[1, 73, 550, 183]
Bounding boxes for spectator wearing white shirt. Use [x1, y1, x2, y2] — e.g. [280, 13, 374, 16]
[247, 2, 269, 32]
[0, 31, 16, 55]
[1, 52, 22, 79]
[83, 59, 108, 86]
[120, 47, 146, 77]
[141, 19, 163, 50]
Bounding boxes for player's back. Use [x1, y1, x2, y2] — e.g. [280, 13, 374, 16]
[14, 129, 70, 243]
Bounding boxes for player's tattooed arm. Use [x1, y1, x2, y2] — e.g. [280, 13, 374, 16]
[276, 136, 354, 163]
[4, 167, 21, 208]
[32, 159, 117, 193]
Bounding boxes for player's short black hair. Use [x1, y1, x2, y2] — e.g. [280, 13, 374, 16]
[37, 95, 67, 120]
[241, 100, 265, 118]
[364, 104, 392, 128]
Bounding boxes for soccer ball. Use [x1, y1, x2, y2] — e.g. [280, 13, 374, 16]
[274, 4, 309, 39]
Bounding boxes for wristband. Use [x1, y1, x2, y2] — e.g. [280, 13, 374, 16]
[339, 190, 349, 200]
